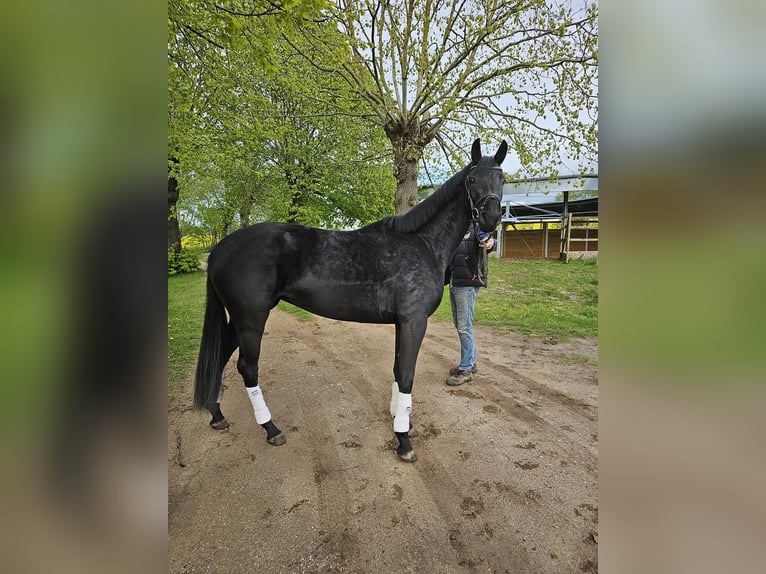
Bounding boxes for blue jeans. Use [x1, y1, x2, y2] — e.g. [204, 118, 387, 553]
[449, 284, 479, 371]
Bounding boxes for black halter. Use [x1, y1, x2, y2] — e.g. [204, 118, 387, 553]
[465, 165, 503, 222]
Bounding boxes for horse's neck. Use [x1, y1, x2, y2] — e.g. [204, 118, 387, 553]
[420, 191, 471, 268]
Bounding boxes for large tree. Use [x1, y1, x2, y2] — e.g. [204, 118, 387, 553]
[176, 28, 395, 235]
[292, 0, 598, 213]
[169, 2, 395, 243]
[168, 0, 331, 247]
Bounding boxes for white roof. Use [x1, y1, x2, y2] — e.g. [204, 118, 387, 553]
[502, 174, 598, 204]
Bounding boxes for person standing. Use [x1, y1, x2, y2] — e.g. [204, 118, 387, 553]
[445, 221, 496, 386]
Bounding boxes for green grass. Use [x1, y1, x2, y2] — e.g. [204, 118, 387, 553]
[168, 258, 597, 396]
[550, 352, 593, 366]
[277, 300, 315, 322]
[168, 271, 207, 395]
[433, 258, 598, 340]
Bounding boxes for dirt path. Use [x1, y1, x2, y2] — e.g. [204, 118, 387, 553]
[168, 310, 598, 573]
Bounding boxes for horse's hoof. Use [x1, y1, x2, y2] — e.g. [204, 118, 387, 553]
[210, 418, 230, 431]
[397, 448, 417, 463]
[407, 427, 419, 438]
[267, 433, 286, 446]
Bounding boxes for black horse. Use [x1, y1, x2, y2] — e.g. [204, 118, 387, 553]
[194, 138, 507, 462]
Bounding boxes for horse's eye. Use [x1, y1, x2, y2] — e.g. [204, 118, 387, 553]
[469, 177, 475, 184]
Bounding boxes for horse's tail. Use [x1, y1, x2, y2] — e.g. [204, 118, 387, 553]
[193, 277, 231, 409]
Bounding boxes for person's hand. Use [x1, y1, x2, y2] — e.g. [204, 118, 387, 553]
[479, 237, 495, 250]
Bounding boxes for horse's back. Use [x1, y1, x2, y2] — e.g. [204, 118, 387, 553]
[207, 220, 443, 323]
[208, 222, 321, 279]
[210, 220, 387, 277]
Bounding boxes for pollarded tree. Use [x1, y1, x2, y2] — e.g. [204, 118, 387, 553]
[291, 0, 598, 213]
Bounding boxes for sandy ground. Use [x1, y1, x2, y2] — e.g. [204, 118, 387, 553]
[168, 310, 598, 573]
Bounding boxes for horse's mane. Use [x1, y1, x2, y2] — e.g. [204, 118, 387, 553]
[383, 164, 471, 233]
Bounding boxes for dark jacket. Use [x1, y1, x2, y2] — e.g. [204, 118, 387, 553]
[447, 222, 497, 287]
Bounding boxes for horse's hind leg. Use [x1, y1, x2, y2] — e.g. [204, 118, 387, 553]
[236, 312, 286, 446]
[208, 322, 238, 430]
[208, 402, 228, 430]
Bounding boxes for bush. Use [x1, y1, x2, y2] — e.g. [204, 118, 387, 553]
[181, 234, 215, 251]
[168, 248, 202, 275]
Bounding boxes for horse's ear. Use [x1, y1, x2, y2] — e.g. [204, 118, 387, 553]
[494, 140, 508, 165]
[471, 138, 482, 165]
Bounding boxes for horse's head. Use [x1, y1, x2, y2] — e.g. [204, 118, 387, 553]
[466, 138, 507, 232]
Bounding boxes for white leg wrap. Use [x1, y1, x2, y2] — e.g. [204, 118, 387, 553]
[246, 386, 272, 425]
[393, 392, 412, 433]
[390, 382, 399, 418]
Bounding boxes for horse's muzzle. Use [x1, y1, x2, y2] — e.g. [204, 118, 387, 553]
[477, 196, 502, 232]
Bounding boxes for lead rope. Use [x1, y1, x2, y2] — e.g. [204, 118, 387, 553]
[476, 222, 489, 287]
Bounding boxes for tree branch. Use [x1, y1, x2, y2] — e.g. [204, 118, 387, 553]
[180, 23, 226, 50]
[214, 3, 281, 18]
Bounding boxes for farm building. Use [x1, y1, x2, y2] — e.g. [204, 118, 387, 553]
[496, 174, 598, 261]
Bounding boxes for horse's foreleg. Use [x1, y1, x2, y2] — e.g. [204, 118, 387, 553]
[391, 328, 419, 438]
[393, 397, 416, 462]
[392, 318, 427, 462]
[391, 325, 401, 417]
[390, 381, 419, 438]
[237, 314, 286, 446]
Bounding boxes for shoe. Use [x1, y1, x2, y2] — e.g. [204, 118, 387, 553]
[446, 369, 473, 386]
[449, 365, 478, 376]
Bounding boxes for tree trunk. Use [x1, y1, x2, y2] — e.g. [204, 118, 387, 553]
[239, 206, 250, 228]
[286, 172, 304, 225]
[384, 117, 432, 215]
[168, 159, 181, 253]
[238, 180, 253, 228]
[392, 150, 420, 215]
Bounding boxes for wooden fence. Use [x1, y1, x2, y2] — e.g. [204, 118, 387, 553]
[499, 216, 598, 260]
